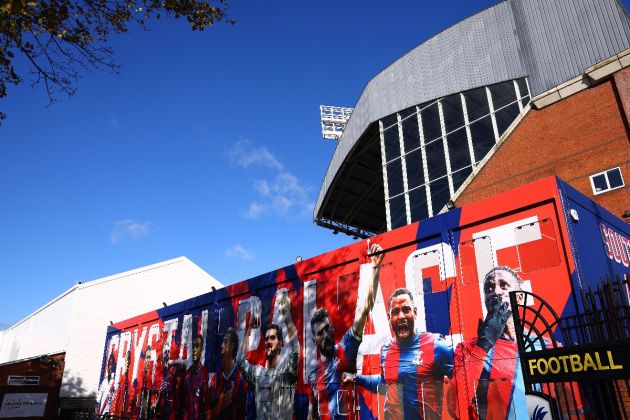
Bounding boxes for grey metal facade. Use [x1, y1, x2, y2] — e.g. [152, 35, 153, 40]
[315, 0, 630, 236]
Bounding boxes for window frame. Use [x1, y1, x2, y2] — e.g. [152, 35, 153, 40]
[589, 167, 625, 195]
[7, 375, 40, 386]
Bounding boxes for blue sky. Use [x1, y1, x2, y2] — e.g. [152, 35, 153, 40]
[2, 0, 628, 328]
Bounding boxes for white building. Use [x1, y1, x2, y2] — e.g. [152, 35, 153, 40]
[0, 256, 221, 410]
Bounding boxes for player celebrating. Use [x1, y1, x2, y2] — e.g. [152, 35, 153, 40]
[307, 242, 383, 419]
[344, 288, 453, 419]
[238, 292, 300, 420]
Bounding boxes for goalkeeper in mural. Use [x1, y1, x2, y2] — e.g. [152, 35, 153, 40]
[450, 266, 528, 419]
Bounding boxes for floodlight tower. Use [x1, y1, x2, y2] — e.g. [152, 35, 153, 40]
[320, 105, 353, 140]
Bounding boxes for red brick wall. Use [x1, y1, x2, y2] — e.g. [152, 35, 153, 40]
[0, 353, 65, 418]
[614, 66, 630, 127]
[455, 75, 630, 220]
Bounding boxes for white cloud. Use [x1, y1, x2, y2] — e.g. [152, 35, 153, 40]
[253, 179, 271, 196]
[225, 244, 255, 260]
[244, 202, 266, 219]
[110, 219, 151, 244]
[108, 114, 120, 128]
[227, 139, 313, 220]
[226, 139, 283, 170]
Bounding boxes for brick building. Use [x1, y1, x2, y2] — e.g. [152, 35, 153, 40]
[0, 353, 65, 418]
[453, 53, 630, 219]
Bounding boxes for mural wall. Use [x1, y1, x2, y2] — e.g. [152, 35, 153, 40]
[96, 178, 630, 419]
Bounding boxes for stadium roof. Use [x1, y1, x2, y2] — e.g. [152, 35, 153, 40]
[314, 0, 630, 236]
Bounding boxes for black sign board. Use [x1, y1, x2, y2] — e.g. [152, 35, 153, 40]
[520, 339, 630, 383]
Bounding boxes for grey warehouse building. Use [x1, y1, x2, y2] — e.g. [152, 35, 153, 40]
[314, 0, 630, 237]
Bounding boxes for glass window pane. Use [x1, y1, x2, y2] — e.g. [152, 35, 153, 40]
[489, 81, 517, 110]
[425, 139, 447, 181]
[399, 106, 416, 120]
[592, 174, 608, 193]
[452, 166, 472, 192]
[409, 187, 429, 222]
[421, 103, 442, 143]
[516, 78, 529, 98]
[405, 149, 424, 189]
[381, 114, 397, 130]
[401, 111, 420, 153]
[464, 87, 490, 122]
[441, 94, 464, 133]
[389, 195, 407, 229]
[607, 168, 624, 189]
[382, 122, 400, 162]
[386, 159, 404, 197]
[446, 127, 471, 172]
[495, 102, 520, 137]
[430, 177, 450, 215]
[521, 95, 530, 109]
[470, 116, 495, 164]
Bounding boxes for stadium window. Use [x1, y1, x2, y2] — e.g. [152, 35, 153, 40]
[494, 102, 520, 137]
[382, 118, 401, 162]
[386, 158, 404, 197]
[489, 81, 517, 110]
[441, 94, 465, 133]
[389, 194, 407, 229]
[401, 109, 421, 153]
[421, 103, 442, 143]
[409, 186, 429, 222]
[446, 127, 472, 172]
[425, 139, 447, 180]
[516, 78, 530, 99]
[429, 177, 450, 215]
[405, 149, 425, 190]
[469, 116, 495, 164]
[451, 166, 473, 193]
[7, 375, 40, 386]
[464, 87, 490, 122]
[521, 95, 530, 109]
[589, 167, 625, 195]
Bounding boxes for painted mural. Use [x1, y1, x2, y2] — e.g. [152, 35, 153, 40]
[96, 178, 630, 419]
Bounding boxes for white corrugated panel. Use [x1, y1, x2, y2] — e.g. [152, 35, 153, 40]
[0, 257, 222, 399]
[0, 288, 76, 363]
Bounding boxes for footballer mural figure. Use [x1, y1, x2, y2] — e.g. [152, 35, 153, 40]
[156, 335, 184, 420]
[208, 327, 247, 418]
[177, 332, 211, 420]
[238, 292, 300, 420]
[307, 242, 383, 419]
[345, 287, 454, 419]
[450, 266, 527, 419]
[97, 344, 118, 415]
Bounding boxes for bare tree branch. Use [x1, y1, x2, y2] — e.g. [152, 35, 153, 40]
[0, 0, 233, 123]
